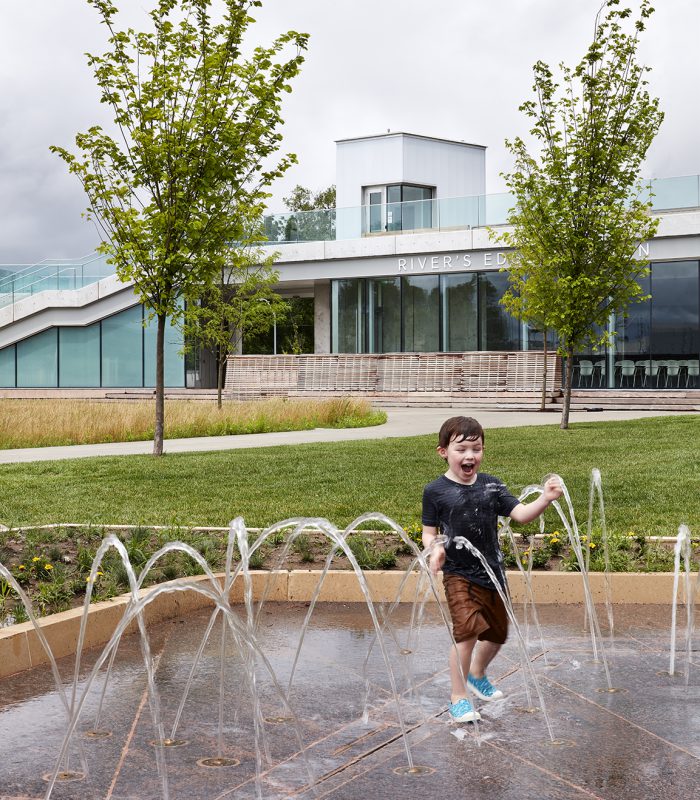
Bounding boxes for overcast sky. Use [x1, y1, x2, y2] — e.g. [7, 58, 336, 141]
[1, 0, 698, 264]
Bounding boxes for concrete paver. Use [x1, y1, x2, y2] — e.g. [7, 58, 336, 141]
[0, 602, 696, 799]
[0, 407, 680, 464]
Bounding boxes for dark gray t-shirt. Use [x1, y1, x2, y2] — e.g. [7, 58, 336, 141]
[422, 473, 519, 590]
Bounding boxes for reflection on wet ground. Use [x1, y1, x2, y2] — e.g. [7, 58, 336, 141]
[0, 603, 697, 800]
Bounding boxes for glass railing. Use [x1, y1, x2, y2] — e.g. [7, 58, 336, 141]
[262, 193, 513, 244]
[263, 174, 700, 245]
[646, 175, 700, 210]
[0, 254, 115, 310]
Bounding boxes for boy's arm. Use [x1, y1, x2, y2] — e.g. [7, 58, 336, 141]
[422, 525, 445, 575]
[509, 475, 564, 525]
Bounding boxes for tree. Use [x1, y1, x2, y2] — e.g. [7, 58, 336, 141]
[283, 184, 336, 211]
[282, 183, 336, 241]
[185, 227, 288, 407]
[51, 0, 308, 454]
[495, 0, 663, 429]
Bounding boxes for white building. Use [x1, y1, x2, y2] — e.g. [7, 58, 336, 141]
[1, 132, 699, 393]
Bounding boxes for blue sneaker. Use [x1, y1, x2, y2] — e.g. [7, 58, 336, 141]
[448, 698, 481, 723]
[467, 673, 503, 701]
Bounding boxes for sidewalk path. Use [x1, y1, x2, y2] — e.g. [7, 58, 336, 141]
[0, 407, 681, 464]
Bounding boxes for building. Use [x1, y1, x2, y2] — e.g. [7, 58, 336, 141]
[1, 132, 699, 394]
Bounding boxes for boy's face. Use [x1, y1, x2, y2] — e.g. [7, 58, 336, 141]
[438, 434, 484, 485]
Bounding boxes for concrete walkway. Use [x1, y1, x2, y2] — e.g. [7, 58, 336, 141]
[0, 407, 681, 464]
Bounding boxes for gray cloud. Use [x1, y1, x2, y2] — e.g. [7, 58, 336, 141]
[0, 0, 697, 263]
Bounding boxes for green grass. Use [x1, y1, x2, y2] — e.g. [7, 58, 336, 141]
[0, 415, 698, 537]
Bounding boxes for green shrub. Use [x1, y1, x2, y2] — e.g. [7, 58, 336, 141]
[33, 580, 73, 615]
[248, 547, 267, 569]
[292, 534, 315, 563]
[346, 534, 397, 570]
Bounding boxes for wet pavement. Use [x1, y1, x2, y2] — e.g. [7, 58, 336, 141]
[0, 602, 697, 799]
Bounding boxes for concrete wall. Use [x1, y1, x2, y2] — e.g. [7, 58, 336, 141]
[336, 135, 405, 209]
[0, 570, 683, 679]
[402, 135, 485, 198]
[314, 281, 331, 353]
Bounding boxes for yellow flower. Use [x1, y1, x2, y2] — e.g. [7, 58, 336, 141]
[628, 532, 636, 538]
[552, 531, 560, 537]
[18, 564, 25, 570]
[44, 564, 53, 570]
[589, 542, 597, 549]
[96, 571, 103, 577]
[32, 556, 41, 562]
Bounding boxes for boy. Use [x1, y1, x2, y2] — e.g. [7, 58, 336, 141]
[422, 416, 563, 723]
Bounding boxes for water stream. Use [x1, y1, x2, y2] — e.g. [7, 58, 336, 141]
[1, 480, 690, 796]
[669, 524, 698, 682]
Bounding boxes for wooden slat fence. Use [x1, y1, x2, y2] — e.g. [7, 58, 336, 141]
[225, 352, 562, 400]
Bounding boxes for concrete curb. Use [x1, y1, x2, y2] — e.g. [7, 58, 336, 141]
[0, 569, 684, 680]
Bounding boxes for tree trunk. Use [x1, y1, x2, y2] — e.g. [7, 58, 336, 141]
[540, 331, 548, 412]
[560, 346, 574, 429]
[217, 348, 225, 410]
[153, 313, 166, 456]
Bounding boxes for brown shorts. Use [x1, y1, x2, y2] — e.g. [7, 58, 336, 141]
[443, 574, 508, 645]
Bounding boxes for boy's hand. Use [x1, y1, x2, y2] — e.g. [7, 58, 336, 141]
[543, 475, 564, 503]
[429, 542, 445, 575]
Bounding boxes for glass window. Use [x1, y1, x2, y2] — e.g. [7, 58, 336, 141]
[386, 186, 402, 232]
[402, 185, 432, 203]
[402, 276, 439, 351]
[369, 192, 383, 234]
[479, 272, 520, 350]
[442, 273, 477, 351]
[0, 345, 15, 388]
[101, 304, 144, 387]
[144, 311, 185, 388]
[332, 279, 365, 353]
[389, 184, 433, 232]
[615, 273, 651, 357]
[59, 325, 101, 387]
[16, 328, 58, 387]
[368, 278, 401, 353]
[525, 326, 558, 352]
[651, 261, 699, 356]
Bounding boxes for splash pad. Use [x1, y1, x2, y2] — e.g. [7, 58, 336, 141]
[0, 476, 698, 799]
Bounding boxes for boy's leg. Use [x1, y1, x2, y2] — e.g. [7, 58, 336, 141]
[470, 640, 502, 679]
[449, 639, 501, 699]
[443, 575, 507, 703]
[449, 637, 476, 702]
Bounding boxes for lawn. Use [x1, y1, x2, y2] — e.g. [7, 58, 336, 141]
[0, 414, 698, 537]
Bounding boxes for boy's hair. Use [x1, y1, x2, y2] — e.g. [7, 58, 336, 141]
[438, 416, 484, 448]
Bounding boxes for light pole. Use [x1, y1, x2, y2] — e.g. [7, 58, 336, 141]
[260, 299, 277, 355]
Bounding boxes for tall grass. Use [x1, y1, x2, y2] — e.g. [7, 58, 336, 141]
[0, 397, 385, 449]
